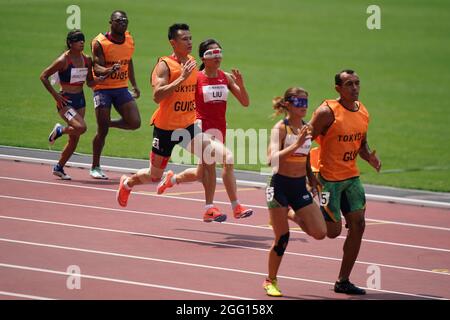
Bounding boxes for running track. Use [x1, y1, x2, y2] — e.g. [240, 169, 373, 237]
[0, 159, 449, 300]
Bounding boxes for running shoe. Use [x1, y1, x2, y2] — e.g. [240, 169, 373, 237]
[48, 123, 64, 145]
[52, 164, 71, 180]
[90, 166, 108, 179]
[334, 279, 366, 295]
[263, 278, 282, 297]
[116, 175, 131, 207]
[233, 204, 253, 219]
[157, 170, 175, 194]
[203, 207, 227, 223]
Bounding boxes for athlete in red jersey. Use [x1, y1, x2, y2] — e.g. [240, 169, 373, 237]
[157, 39, 254, 220]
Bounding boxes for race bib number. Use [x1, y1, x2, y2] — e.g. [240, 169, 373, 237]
[70, 67, 88, 84]
[93, 94, 101, 108]
[152, 138, 160, 150]
[202, 84, 228, 103]
[319, 191, 330, 207]
[266, 187, 274, 202]
[64, 108, 77, 121]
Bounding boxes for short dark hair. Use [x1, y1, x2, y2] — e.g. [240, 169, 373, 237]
[110, 10, 127, 20]
[168, 23, 190, 40]
[335, 69, 355, 85]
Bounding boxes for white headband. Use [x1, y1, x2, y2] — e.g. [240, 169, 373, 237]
[203, 48, 222, 59]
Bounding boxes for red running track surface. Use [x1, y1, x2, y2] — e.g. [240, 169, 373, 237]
[0, 159, 449, 300]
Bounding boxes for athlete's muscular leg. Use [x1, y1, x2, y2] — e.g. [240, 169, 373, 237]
[126, 152, 166, 188]
[176, 164, 202, 183]
[292, 203, 327, 240]
[58, 107, 86, 167]
[110, 100, 141, 130]
[188, 133, 216, 205]
[338, 209, 365, 281]
[268, 207, 290, 281]
[92, 107, 111, 168]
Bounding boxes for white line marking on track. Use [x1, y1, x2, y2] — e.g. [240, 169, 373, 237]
[1, 176, 449, 231]
[0, 214, 448, 277]
[0, 239, 446, 300]
[0, 290, 55, 300]
[1, 193, 449, 253]
[0, 263, 253, 300]
[2, 155, 450, 208]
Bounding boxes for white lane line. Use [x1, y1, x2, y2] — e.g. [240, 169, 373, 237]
[1, 176, 449, 231]
[0, 215, 448, 277]
[0, 290, 55, 300]
[1, 194, 449, 253]
[1, 155, 450, 209]
[0, 263, 253, 300]
[0, 239, 445, 300]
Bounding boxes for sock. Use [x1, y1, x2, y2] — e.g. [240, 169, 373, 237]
[170, 174, 177, 185]
[123, 178, 131, 190]
[205, 204, 214, 210]
[231, 200, 240, 210]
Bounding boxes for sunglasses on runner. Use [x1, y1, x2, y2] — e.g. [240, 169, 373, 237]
[203, 48, 222, 59]
[288, 97, 308, 108]
[112, 17, 128, 24]
[67, 33, 85, 43]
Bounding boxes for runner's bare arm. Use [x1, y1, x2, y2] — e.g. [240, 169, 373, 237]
[128, 59, 140, 98]
[152, 59, 196, 104]
[359, 134, 381, 172]
[92, 41, 120, 77]
[309, 105, 334, 141]
[39, 55, 70, 108]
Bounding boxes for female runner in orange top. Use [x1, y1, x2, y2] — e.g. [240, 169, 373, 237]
[263, 87, 326, 297]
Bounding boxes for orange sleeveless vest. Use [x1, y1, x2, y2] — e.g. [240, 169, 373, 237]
[150, 55, 198, 130]
[315, 99, 369, 181]
[92, 31, 134, 90]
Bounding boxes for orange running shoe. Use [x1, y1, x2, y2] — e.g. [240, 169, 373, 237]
[157, 170, 175, 195]
[233, 204, 253, 219]
[203, 207, 227, 223]
[117, 175, 131, 207]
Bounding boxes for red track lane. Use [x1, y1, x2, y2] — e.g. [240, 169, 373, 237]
[0, 160, 449, 300]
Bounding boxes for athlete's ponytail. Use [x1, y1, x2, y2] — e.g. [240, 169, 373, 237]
[271, 87, 309, 118]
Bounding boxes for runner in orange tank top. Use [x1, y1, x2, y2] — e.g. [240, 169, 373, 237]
[116, 24, 221, 222]
[90, 10, 141, 180]
[309, 69, 381, 295]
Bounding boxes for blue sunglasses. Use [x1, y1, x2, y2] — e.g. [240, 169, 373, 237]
[288, 97, 308, 108]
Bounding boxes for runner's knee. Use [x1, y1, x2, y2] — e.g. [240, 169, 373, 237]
[273, 232, 290, 256]
[74, 123, 87, 135]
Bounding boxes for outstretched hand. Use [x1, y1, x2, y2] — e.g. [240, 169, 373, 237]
[231, 69, 244, 88]
[368, 150, 382, 172]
